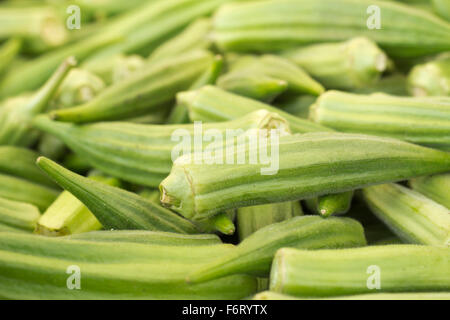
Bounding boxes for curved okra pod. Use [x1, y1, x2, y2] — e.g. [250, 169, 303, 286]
[0, 57, 76, 147]
[33, 109, 289, 187]
[407, 54, 450, 96]
[310, 91, 450, 150]
[0, 38, 22, 76]
[306, 191, 354, 218]
[283, 37, 389, 90]
[187, 216, 366, 283]
[212, 0, 450, 58]
[160, 132, 450, 220]
[362, 184, 450, 247]
[253, 291, 450, 300]
[36, 157, 199, 234]
[0, 197, 40, 233]
[50, 50, 213, 123]
[409, 173, 450, 208]
[269, 245, 450, 297]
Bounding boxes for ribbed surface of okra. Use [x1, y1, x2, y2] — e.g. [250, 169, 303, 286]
[409, 173, 450, 208]
[0, 197, 40, 232]
[407, 54, 450, 96]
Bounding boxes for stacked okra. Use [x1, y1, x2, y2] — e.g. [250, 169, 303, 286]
[0, 0, 449, 300]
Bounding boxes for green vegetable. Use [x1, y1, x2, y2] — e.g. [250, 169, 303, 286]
[212, 0, 450, 58]
[407, 54, 450, 96]
[269, 245, 450, 297]
[33, 109, 289, 187]
[363, 184, 450, 247]
[351, 73, 409, 96]
[0, 57, 76, 147]
[433, 0, 450, 21]
[409, 173, 450, 208]
[0, 197, 40, 232]
[310, 91, 450, 150]
[187, 216, 366, 283]
[283, 37, 389, 90]
[253, 291, 450, 300]
[306, 191, 354, 218]
[51, 50, 213, 123]
[160, 132, 450, 220]
[0, 38, 21, 76]
[36, 157, 198, 234]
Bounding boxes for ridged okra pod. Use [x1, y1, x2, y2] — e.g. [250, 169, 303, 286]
[407, 54, 450, 96]
[51, 50, 213, 123]
[409, 173, 450, 208]
[0, 233, 257, 299]
[33, 110, 289, 187]
[283, 37, 389, 90]
[187, 216, 366, 283]
[212, 0, 450, 58]
[0, 57, 76, 147]
[310, 91, 450, 150]
[253, 291, 450, 300]
[0, 197, 40, 232]
[0, 38, 21, 76]
[179, 85, 331, 133]
[160, 132, 450, 219]
[362, 184, 450, 247]
[65, 230, 222, 246]
[36, 175, 121, 237]
[269, 245, 450, 297]
[218, 54, 324, 101]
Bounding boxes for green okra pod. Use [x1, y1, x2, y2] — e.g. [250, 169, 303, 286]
[363, 184, 450, 247]
[36, 157, 198, 234]
[269, 245, 450, 297]
[0, 57, 76, 147]
[283, 37, 389, 90]
[0, 232, 257, 300]
[51, 50, 213, 123]
[253, 291, 450, 300]
[179, 85, 331, 133]
[212, 0, 450, 58]
[409, 173, 450, 208]
[33, 109, 289, 187]
[407, 54, 450, 96]
[0, 197, 40, 232]
[0, 38, 21, 76]
[306, 191, 354, 218]
[187, 216, 366, 283]
[160, 132, 450, 220]
[310, 91, 450, 150]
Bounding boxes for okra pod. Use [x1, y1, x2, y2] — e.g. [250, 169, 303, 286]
[0, 232, 257, 300]
[36, 157, 198, 233]
[310, 91, 450, 150]
[212, 0, 450, 58]
[283, 37, 389, 90]
[0, 197, 40, 232]
[306, 191, 354, 218]
[269, 245, 450, 297]
[253, 291, 450, 300]
[407, 54, 450, 96]
[0, 38, 21, 76]
[409, 173, 450, 208]
[33, 110, 289, 187]
[179, 85, 331, 133]
[187, 216, 366, 283]
[51, 50, 213, 123]
[0, 57, 76, 147]
[363, 184, 450, 247]
[160, 132, 450, 220]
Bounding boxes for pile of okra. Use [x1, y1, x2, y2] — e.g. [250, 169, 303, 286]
[0, 0, 449, 300]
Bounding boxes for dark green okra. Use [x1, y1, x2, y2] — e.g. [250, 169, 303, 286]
[51, 50, 213, 123]
[409, 173, 450, 208]
[160, 132, 450, 220]
[310, 91, 450, 150]
[212, 0, 450, 58]
[0, 232, 257, 300]
[283, 37, 389, 90]
[407, 54, 450, 96]
[187, 216, 366, 283]
[269, 245, 450, 297]
[0, 197, 40, 232]
[33, 110, 289, 187]
[36, 157, 198, 234]
[363, 184, 450, 247]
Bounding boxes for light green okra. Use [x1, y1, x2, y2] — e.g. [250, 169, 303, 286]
[253, 291, 450, 300]
[269, 245, 450, 297]
[0, 197, 40, 232]
[36, 157, 198, 234]
[283, 37, 389, 90]
[187, 215, 366, 283]
[160, 132, 450, 220]
[212, 0, 450, 58]
[362, 184, 450, 247]
[306, 191, 354, 218]
[310, 91, 450, 150]
[409, 173, 450, 208]
[407, 54, 450, 96]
